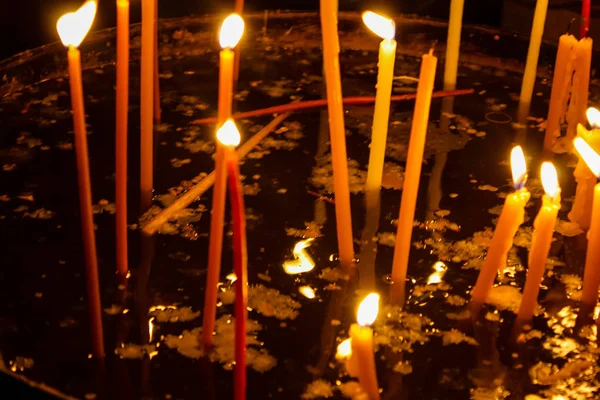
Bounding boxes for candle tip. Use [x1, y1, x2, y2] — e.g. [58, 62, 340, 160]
[511, 146, 527, 190]
[574, 137, 600, 178]
[219, 13, 245, 49]
[216, 120, 241, 147]
[540, 162, 560, 200]
[357, 293, 380, 326]
[362, 11, 395, 40]
[56, 0, 97, 48]
[586, 107, 600, 129]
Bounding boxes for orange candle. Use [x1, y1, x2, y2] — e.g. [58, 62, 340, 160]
[140, 0, 156, 211]
[390, 49, 437, 304]
[57, 0, 104, 358]
[153, 0, 161, 123]
[514, 162, 560, 329]
[573, 138, 600, 314]
[115, 0, 130, 278]
[566, 38, 593, 141]
[319, 0, 355, 268]
[202, 14, 244, 352]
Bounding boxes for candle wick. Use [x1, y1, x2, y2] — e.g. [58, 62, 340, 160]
[567, 18, 577, 35]
[515, 174, 528, 191]
[429, 40, 437, 55]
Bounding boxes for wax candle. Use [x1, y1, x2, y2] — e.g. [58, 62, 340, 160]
[217, 120, 247, 400]
[116, 0, 130, 278]
[517, 0, 549, 123]
[140, 0, 156, 211]
[573, 137, 600, 313]
[320, 0, 355, 268]
[57, 0, 104, 358]
[202, 14, 244, 352]
[153, 0, 161, 123]
[444, 0, 465, 91]
[363, 11, 397, 196]
[390, 49, 437, 304]
[348, 293, 380, 400]
[514, 162, 560, 330]
[570, 109, 600, 230]
[582, 0, 591, 39]
[566, 38, 593, 141]
[469, 147, 530, 317]
[543, 33, 577, 152]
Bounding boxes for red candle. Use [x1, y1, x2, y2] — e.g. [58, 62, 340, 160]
[217, 120, 247, 400]
[582, 0, 591, 38]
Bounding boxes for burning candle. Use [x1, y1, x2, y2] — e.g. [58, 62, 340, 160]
[581, 0, 591, 38]
[514, 162, 560, 330]
[569, 109, 600, 230]
[444, 0, 465, 91]
[566, 37, 593, 141]
[573, 137, 600, 314]
[390, 49, 438, 304]
[56, 0, 104, 358]
[217, 120, 248, 400]
[320, 0, 355, 268]
[543, 33, 576, 152]
[517, 0, 549, 123]
[115, 0, 130, 278]
[469, 147, 530, 317]
[202, 14, 244, 352]
[363, 11, 397, 195]
[348, 293, 380, 400]
[140, 0, 156, 211]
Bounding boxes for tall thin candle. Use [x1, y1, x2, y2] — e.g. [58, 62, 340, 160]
[444, 0, 465, 91]
[582, 0, 591, 38]
[153, 0, 161, 123]
[566, 37, 593, 141]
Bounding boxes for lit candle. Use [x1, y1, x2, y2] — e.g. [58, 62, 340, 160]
[390, 49, 438, 304]
[543, 33, 577, 152]
[569, 109, 600, 230]
[217, 120, 248, 400]
[153, 0, 161, 123]
[469, 147, 530, 317]
[320, 0, 355, 268]
[514, 162, 560, 330]
[573, 137, 600, 314]
[566, 37, 593, 141]
[517, 0, 549, 123]
[348, 293, 380, 400]
[581, 0, 591, 39]
[202, 14, 244, 352]
[57, 0, 104, 358]
[115, 0, 130, 278]
[363, 11, 397, 196]
[140, 0, 156, 211]
[444, 0, 465, 91]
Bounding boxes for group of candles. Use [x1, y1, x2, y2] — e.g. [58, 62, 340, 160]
[55, 0, 599, 398]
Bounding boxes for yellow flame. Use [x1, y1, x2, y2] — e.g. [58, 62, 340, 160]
[426, 261, 447, 285]
[574, 137, 600, 177]
[357, 293, 380, 327]
[56, 1, 97, 48]
[541, 162, 560, 200]
[283, 239, 315, 274]
[216, 120, 241, 147]
[148, 317, 155, 343]
[587, 107, 600, 129]
[219, 13, 244, 49]
[336, 338, 352, 360]
[362, 11, 395, 40]
[511, 146, 527, 188]
[299, 286, 316, 299]
[226, 272, 238, 283]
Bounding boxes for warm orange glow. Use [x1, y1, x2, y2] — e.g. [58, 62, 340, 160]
[426, 261, 447, 285]
[335, 338, 352, 360]
[148, 317, 155, 343]
[283, 239, 315, 274]
[362, 11, 395, 40]
[541, 162, 560, 200]
[216, 120, 241, 147]
[574, 137, 600, 177]
[586, 107, 600, 129]
[219, 13, 244, 49]
[299, 286, 316, 299]
[226, 272, 238, 283]
[56, 1, 97, 48]
[357, 293, 380, 327]
[511, 146, 527, 189]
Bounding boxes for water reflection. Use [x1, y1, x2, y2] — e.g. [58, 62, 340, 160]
[358, 191, 380, 292]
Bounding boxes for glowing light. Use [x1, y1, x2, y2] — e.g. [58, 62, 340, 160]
[357, 293, 380, 327]
[362, 11, 395, 40]
[283, 239, 315, 274]
[335, 338, 352, 360]
[226, 273, 237, 283]
[299, 286, 316, 299]
[574, 137, 600, 177]
[511, 146, 527, 189]
[426, 261, 447, 285]
[56, 1, 97, 48]
[148, 317, 155, 343]
[586, 107, 600, 129]
[219, 14, 244, 49]
[216, 119, 241, 147]
[540, 162, 560, 201]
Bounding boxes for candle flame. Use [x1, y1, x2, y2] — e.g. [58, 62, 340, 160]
[541, 162, 560, 200]
[216, 120, 241, 147]
[219, 14, 244, 49]
[362, 11, 395, 40]
[148, 317, 155, 343]
[357, 293, 380, 327]
[335, 338, 352, 360]
[574, 137, 600, 177]
[299, 286, 316, 299]
[56, 1, 97, 48]
[283, 239, 315, 274]
[426, 261, 447, 285]
[511, 146, 527, 189]
[586, 107, 600, 129]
